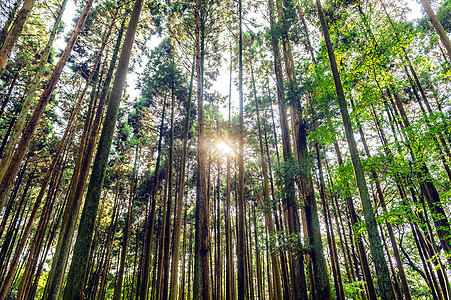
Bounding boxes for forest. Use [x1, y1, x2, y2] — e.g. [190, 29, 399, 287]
[0, 0, 450, 299]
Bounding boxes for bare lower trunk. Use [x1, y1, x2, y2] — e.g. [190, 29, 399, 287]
[62, 0, 143, 298]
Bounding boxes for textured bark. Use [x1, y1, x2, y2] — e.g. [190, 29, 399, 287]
[15, 142, 70, 300]
[276, 0, 330, 294]
[0, 0, 94, 208]
[193, 0, 210, 297]
[0, 0, 21, 48]
[351, 97, 412, 300]
[0, 0, 36, 75]
[237, 0, 247, 298]
[269, 0, 310, 299]
[10, 20, 112, 298]
[0, 0, 68, 176]
[62, 0, 143, 298]
[44, 24, 119, 299]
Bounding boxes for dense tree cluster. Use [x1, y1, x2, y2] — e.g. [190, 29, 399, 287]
[0, 0, 450, 299]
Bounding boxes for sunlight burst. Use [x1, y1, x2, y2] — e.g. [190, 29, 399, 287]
[215, 140, 233, 155]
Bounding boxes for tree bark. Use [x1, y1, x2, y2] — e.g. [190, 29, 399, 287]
[0, 0, 94, 208]
[0, 0, 68, 174]
[193, 0, 210, 297]
[419, 0, 451, 60]
[0, 0, 36, 75]
[237, 0, 247, 299]
[316, 1, 395, 299]
[62, 0, 143, 297]
[113, 148, 138, 300]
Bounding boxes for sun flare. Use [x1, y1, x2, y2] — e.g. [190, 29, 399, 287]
[215, 140, 233, 155]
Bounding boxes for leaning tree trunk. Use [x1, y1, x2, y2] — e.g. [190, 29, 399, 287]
[0, 0, 94, 208]
[419, 0, 451, 60]
[316, 1, 395, 299]
[0, 0, 21, 48]
[0, 0, 68, 178]
[0, 0, 36, 75]
[62, 0, 143, 298]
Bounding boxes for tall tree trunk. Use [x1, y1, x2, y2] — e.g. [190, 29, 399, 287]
[350, 97, 412, 300]
[169, 55, 194, 300]
[214, 99, 222, 300]
[0, 0, 21, 48]
[140, 95, 167, 300]
[7, 20, 113, 298]
[315, 1, 395, 299]
[237, 0, 247, 299]
[0, 0, 68, 173]
[268, 0, 307, 298]
[113, 148, 138, 300]
[0, 0, 94, 208]
[43, 34, 113, 300]
[315, 143, 345, 300]
[225, 45, 235, 300]
[419, 0, 451, 60]
[251, 63, 282, 300]
[161, 63, 176, 300]
[62, 0, 143, 297]
[193, 0, 210, 297]
[0, 0, 36, 75]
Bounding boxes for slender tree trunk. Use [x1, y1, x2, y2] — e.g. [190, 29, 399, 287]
[140, 94, 167, 300]
[0, 0, 94, 208]
[252, 63, 282, 300]
[0, 0, 21, 48]
[113, 148, 138, 300]
[0, 68, 19, 121]
[316, 1, 395, 299]
[62, 0, 143, 297]
[194, 0, 210, 297]
[161, 65, 176, 300]
[43, 36, 113, 300]
[419, 0, 451, 60]
[214, 100, 222, 300]
[225, 45, 235, 300]
[237, 0, 247, 298]
[0, 0, 68, 172]
[315, 143, 345, 300]
[169, 55, 194, 300]
[6, 20, 113, 298]
[350, 97, 412, 300]
[268, 0, 308, 298]
[0, 0, 36, 75]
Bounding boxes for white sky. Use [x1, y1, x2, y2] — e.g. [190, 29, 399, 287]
[55, 0, 423, 111]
